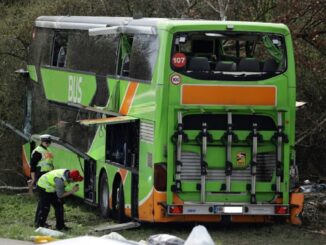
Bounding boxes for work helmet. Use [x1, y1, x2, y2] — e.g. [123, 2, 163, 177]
[40, 134, 52, 143]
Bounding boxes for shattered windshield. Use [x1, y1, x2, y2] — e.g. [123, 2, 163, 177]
[171, 31, 286, 81]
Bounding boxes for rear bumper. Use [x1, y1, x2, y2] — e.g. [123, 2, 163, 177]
[167, 203, 289, 216]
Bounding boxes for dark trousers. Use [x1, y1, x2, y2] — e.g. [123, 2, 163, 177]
[34, 171, 48, 226]
[34, 187, 65, 230]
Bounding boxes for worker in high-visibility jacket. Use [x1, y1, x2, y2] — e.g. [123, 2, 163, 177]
[29, 134, 54, 186]
[35, 169, 83, 231]
[29, 134, 54, 228]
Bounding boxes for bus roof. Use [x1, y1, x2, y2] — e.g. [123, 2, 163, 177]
[35, 16, 290, 35]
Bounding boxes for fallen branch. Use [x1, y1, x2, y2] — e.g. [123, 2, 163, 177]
[296, 115, 326, 145]
[0, 186, 29, 190]
[305, 229, 326, 236]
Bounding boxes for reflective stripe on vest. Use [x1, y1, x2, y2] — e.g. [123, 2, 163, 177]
[32, 145, 54, 172]
[37, 169, 67, 193]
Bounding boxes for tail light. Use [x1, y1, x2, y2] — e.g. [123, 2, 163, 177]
[169, 205, 183, 214]
[275, 206, 288, 214]
[154, 163, 167, 191]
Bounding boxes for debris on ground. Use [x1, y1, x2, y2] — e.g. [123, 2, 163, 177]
[34, 227, 65, 237]
[91, 221, 141, 233]
[37, 225, 215, 245]
[147, 234, 184, 245]
[31, 235, 57, 243]
[37, 235, 139, 244]
[300, 182, 326, 193]
[184, 225, 214, 245]
[302, 187, 326, 234]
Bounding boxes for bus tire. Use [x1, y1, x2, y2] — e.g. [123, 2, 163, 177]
[113, 182, 126, 223]
[99, 173, 110, 218]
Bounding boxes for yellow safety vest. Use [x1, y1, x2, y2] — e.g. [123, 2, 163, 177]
[32, 145, 54, 172]
[37, 169, 68, 193]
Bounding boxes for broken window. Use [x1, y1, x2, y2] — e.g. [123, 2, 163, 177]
[66, 31, 119, 75]
[171, 31, 287, 81]
[106, 121, 139, 168]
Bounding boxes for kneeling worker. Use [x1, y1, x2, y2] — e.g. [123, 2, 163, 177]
[35, 169, 84, 230]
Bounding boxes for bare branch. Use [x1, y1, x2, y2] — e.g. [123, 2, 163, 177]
[296, 115, 326, 145]
[254, 3, 277, 21]
[125, 0, 133, 16]
[204, 0, 220, 14]
[204, 0, 229, 20]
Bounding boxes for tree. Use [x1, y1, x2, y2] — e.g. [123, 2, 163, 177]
[0, 0, 325, 185]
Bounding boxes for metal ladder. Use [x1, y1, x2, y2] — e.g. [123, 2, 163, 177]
[225, 112, 234, 192]
[197, 122, 210, 203]
[249, 122, 261, 204]
[271, 111, 288, 193]
[171, 111, 186, 192]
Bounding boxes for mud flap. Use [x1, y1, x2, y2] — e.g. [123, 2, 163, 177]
[289, 192, 304, 225]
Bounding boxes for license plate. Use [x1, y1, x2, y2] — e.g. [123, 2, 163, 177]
[224, 206, 243, 214]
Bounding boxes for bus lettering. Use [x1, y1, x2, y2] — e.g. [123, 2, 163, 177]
[68, 75, 82, 103]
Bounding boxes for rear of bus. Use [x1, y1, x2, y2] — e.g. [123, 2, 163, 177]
[157, 21, 302, 224]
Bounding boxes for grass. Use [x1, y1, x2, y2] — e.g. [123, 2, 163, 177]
[0, 191, 108, 240]
[0, 191, 325, 244]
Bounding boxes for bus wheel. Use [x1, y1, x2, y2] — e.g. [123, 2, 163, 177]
[99, 173, 110, 218]
[113, 182, 126, 223]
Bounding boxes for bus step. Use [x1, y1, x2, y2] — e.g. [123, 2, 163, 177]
[90, 221, 141, 233]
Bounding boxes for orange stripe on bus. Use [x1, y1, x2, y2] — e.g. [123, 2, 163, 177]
[22, 147, 30, 177]
[119, 82, 138, 115]
[182, 85, 276, 106]
[139, 190, 154, 222]
[119, 169, 128, 183]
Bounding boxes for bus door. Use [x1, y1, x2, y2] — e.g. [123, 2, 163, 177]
[80, 116, 140, 218]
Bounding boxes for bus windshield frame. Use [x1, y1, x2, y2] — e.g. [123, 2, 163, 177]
[171, 31, 287, 81]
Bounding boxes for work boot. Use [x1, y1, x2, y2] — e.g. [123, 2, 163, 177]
[44, 223, 52, 228]
[56, 225, 71, 231]
[35, 222, 51, 229]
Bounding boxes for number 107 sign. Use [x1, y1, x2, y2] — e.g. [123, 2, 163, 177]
[172, 53, 187, 68]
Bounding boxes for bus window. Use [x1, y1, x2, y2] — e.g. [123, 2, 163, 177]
[192, 39, 215, 55]
[28, 28, 53, 66]
[119, 34, 133, 77]
[106, 121, 139, 168]
[171, 31, 287, 81]
[52, 32, 68, 67]
[66, 31, 119, 75]
[125, 34, 159, 83]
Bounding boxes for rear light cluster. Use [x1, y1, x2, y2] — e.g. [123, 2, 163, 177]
[275, 206, 289, 214]
[169, 205, 183, 214]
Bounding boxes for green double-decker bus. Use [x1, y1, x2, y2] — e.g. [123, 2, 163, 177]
[23, 16, 303, 224]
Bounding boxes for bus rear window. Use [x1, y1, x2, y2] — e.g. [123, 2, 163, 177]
[171, 31, 287, 81]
